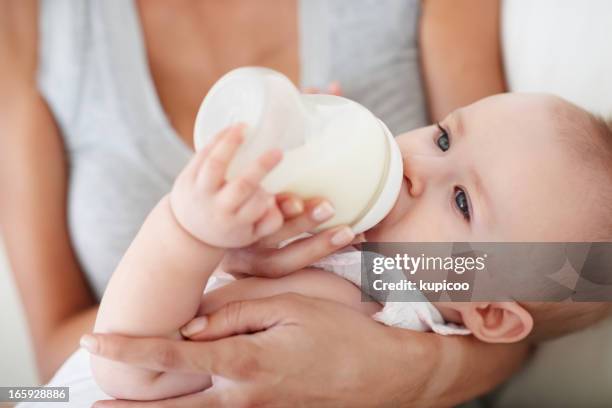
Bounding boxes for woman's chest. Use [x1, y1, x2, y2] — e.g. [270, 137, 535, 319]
[138, 0, 300, 148]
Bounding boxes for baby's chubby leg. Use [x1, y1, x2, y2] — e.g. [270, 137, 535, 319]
[193, 268, 381, 327]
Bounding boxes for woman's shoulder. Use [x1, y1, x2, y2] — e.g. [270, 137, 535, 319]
[0, 0, 38, 86]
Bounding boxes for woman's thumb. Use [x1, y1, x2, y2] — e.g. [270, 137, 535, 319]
[181, 295, 293, 341]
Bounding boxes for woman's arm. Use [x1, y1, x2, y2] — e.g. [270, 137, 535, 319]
[399, 329, 529, 407]
[420, 0, 506, 122]
[0, 0, 98, 382]
[84, 294, 529, 407]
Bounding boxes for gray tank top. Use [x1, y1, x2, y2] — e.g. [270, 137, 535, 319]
[37, 0, 427, 299]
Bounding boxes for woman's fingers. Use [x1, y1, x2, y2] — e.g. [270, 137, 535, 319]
[257, 198, 334, 247]
[94, 384, 247, 407]
[302, 81, 342, 96]
[302, 86, 320, 94]
[82, 334, 193, 373]
[223, 225, 356, 278]
[81, 297, 295, 380]
[182, 294, 299, 341]
[328, 81, 342, 96]
[276, 193, 304, 218]
[218, 148, 283, 212]
[81, 333, 253, 378]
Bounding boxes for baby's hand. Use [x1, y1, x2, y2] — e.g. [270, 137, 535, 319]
[170, 125, 284, 248]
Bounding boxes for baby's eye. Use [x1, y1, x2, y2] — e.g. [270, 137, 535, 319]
[454, 188, 471, 221]
[436, 123, 450, 152]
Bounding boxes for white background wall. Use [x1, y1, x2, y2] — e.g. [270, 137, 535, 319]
[0, 237, 38, 386]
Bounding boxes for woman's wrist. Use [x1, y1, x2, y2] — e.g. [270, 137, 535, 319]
[380, 327, 444, 407]
[394, 330, 530, 407]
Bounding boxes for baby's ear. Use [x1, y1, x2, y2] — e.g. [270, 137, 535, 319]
[460, 302, 533, 343]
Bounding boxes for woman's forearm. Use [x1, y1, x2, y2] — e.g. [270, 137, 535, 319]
[436, 338, 529, 406]
[396, 330, 530, 407]
[0, 22, 101, 382]
[419, 0, 506, 122]
[38, 306, 98, 382]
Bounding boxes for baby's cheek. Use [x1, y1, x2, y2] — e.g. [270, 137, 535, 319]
[385, 215, 454, 242]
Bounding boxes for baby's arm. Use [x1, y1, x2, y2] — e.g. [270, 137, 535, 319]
[91, 197, 220, 400]
[91, 126, 284, 400]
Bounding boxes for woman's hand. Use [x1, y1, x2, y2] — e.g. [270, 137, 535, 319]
[83, 294, 438, 408]
[220, 193, 363, 278]
[84, 294, 529, 407]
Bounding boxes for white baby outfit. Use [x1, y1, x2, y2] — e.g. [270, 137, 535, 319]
[207, 246, 470, 336]
[311, 247, 471, 336]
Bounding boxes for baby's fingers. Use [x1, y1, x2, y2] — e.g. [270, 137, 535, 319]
[236, 189, 274, 223]
[196, 125, 245, 191]
[254, 205, 283, 238]
[183, 127, 228, 180]
[217, 149, 282, 212]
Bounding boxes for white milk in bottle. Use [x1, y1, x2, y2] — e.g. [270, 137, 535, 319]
[194, 67, 402, 234]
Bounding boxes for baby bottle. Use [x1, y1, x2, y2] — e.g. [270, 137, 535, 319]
[193, 67, 402, 234]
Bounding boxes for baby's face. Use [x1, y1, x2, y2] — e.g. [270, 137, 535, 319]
[366, 94, 597, 243]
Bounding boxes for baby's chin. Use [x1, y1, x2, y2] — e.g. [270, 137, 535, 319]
[364, 217, 398, 242]
[363, 227, 378, 242]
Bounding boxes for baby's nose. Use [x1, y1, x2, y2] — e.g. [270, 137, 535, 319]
[402, 155, 447, 197]
[404, 176, 423, 198]
[403, 157, 425, 197]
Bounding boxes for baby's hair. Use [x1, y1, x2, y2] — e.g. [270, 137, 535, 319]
[518, 101, 612, 342]
[553, 99, 612, 241]
[522, 301, 612, 342]
[584, 116, 612, 240]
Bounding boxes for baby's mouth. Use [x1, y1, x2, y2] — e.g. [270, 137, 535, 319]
[404, 176, 412, 192]
[364, 177, 411, 240]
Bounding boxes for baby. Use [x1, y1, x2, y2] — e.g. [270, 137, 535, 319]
[91, 93, 612, 400]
